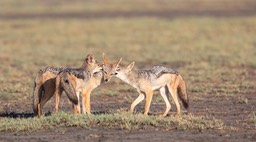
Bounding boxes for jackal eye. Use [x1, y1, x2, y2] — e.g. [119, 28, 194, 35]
[104, 71, 107, 74]
[110, 72, 118, 76]
[65, 79, 69, 84]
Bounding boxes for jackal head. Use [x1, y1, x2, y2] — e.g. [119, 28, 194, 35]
[114, 62, 135, 78]
[81, 54, 102, 74]
[102, 53, 122, 82]
[59, 72, 78, 105]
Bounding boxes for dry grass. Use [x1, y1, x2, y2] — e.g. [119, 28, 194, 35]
[1, 17, 255, 100]
[0, 111, 224, 132]
[1, 0, 255, 14]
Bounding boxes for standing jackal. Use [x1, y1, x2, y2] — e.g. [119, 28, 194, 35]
[54, 66, 103, 115]
[103, 61, 189, 116]
[54, 53, 122, 115]
[33, 54, 101, 116]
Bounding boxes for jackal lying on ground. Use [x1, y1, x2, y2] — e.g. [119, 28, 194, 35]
[33, 54, 101, 116]
[103, 61, 189, 116]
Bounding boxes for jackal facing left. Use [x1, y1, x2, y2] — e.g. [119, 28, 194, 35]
[103, 61, 189, 116]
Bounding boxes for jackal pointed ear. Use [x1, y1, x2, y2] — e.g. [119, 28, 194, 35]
[127, 62, 135, 71]
[86, 54, 96, 64]
[102, 53, 110, 65]
[113, 58, 122, 68]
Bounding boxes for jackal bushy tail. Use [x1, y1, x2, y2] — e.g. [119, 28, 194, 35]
[177, 75, 189, 110]
[58, 72, 78, 105]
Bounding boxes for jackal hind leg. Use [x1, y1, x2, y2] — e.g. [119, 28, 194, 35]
[37, 103, 42, 117]
[167, 83, 180, 115]
[39, 86, 56, 115]
[130, 93, 145, 114]
[144, 90, 153, 115]
[159, 86, 171, 117]
[54, 88, 63, 113]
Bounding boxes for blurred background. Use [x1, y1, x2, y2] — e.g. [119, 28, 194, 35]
[0, 0, 255, 117]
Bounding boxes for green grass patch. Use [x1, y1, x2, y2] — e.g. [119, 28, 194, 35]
[0, 111, 224, 132]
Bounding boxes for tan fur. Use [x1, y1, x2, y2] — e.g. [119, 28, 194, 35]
[76, 53, 121, 114]
[54, 73, 77, 113]
[54, 67, 103, 115]
[33, 54, 101, 117]
[34, 71, 57, 117]
[81, 75, 103, 114]
[55, 53, 121, 115]
[102, 53, 122, 83]
[105, 62, 189, 116]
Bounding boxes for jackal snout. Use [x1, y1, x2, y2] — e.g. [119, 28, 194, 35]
[94, 61, 103, 74]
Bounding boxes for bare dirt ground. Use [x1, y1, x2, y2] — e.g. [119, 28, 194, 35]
[0, 7, 256, 142]
[1, 73, 256, 142]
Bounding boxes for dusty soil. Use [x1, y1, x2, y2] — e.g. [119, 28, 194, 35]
[1, 127, 255, 142]
[1, 6, 256, 142]
[0, 80, 256, 142]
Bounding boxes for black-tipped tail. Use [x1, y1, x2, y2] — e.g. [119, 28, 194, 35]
[66, 92, 78, 105]
[177, 75, 189, 110]
[59, 74, 78, 105]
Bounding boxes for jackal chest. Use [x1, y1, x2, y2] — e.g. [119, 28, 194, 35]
[75, 78, 88, 92]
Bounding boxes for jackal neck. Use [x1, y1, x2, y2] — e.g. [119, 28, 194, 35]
[117, 70, 139, 88]
[93, 71, 104, 84]
[80, 62, 89, 70]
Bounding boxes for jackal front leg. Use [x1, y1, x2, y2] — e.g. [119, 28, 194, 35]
[82, 89, 92, 115]
[54, 85, 63, 113]
[37, 103, 42, 117]
[55, 77, 63, 113]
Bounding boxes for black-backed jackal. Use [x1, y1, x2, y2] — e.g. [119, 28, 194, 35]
[33, 54, 101, 116]
[55, 53, 121, 115]
[103, 61, 189, 116]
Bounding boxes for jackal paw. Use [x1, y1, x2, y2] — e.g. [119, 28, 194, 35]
[161, 113, 168, 117]
[174, 112, 181, 116]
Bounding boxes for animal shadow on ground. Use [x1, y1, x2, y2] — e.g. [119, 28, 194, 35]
[0, 110, 111, 119]
[0, 112, 35, 118]
[0, 108, 178, 119]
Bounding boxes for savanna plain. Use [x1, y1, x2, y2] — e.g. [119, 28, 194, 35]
[0, 0, 256, 141]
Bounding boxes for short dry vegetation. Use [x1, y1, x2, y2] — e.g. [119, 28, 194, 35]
[0, 111, 224, 132]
